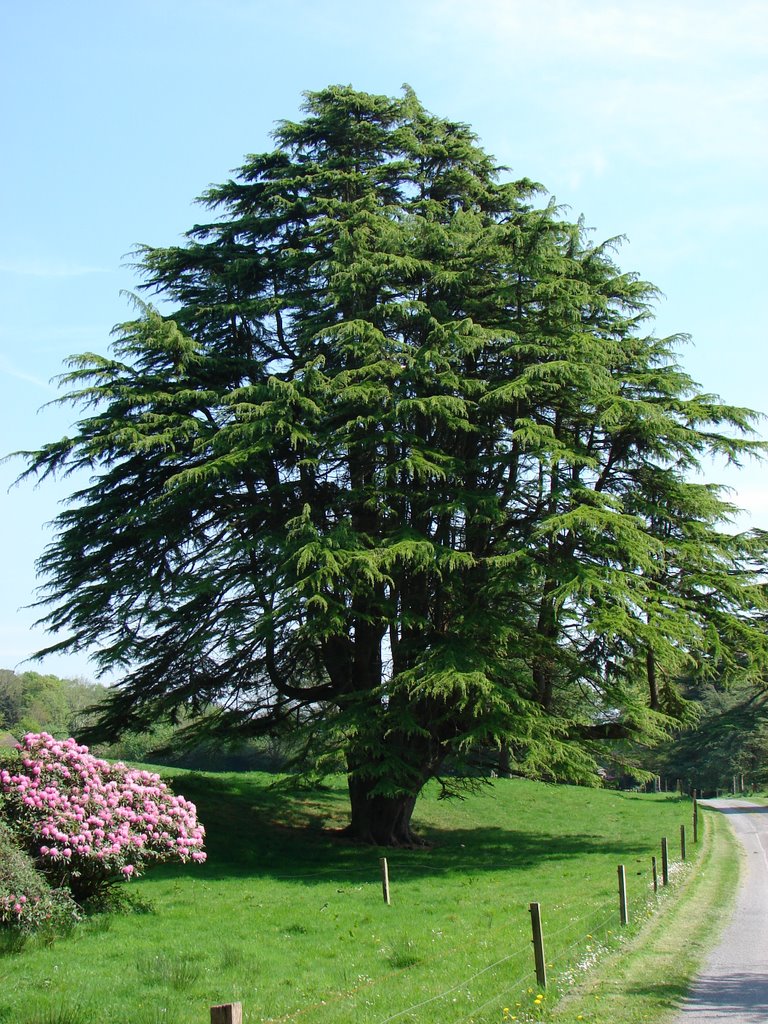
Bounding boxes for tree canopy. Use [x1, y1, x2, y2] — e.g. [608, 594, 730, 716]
[17, 85, 768, 843]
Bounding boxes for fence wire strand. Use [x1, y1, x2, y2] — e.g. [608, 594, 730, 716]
[376, 948, 529, 1024]
[443, 966, 535, 1024]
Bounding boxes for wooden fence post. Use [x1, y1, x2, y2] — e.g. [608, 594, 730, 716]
[652, 855, 658, 893]
[693, 798, 698, 843]
[529, 902, 547, 990]
[380, 857, 391, 905]
[211, 1005, 242, 1024]
[661, 837, 669, 886]
[617, 865, 628, 926]
[680, 824, 686, 862]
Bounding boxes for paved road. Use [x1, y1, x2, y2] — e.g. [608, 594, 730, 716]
[673, 799, 768, 1022]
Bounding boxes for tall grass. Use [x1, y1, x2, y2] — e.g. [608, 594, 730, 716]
[0, 773, 701, 1024]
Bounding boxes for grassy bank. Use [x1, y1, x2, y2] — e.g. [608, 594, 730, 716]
[0, 773, 710, 1024]
[549, 802, 740, 1024]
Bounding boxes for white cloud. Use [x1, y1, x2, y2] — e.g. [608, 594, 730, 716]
[560, 71, 768, 164]
[724, 483, 768, 528]
[561, 149, 609, 190]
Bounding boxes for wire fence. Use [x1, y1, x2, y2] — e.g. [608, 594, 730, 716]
[204, 801, 703, 1024]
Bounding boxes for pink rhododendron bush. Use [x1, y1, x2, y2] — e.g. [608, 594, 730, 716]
[0, 733, 206, 906]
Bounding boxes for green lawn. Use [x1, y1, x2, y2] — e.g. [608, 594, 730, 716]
[0, 773, 711, 1024]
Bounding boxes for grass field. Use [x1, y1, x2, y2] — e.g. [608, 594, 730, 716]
[0, 772, 713, 1024]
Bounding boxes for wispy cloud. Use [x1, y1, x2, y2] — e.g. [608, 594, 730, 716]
[723, 483, 768, 528]
[554, 71, 768, 166]
[0, 357, 54, 392]
[0, 259, 109, 278]
[428, 0, 768, 63]
[421, 0, 768, 176]
[0, 323, 111, 351]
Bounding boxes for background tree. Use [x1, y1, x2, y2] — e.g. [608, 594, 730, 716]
[655, 676, 768, 794]
[16, 86, 768, 844]
[0, 667, 294, 770]
[0, 670, 106, 739]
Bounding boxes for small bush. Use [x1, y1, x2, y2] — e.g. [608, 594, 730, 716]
[0, 820, 79, 936]
[0, 733, 206, 905]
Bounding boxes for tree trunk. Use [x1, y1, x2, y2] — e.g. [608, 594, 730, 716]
[533, 580, 559, 710]
[343, 774, 425, 846]
[498, 739, 512, 778]
[647, 647, 660, 711]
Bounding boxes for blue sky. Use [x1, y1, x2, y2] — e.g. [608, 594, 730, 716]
[1, 0, 766, 681]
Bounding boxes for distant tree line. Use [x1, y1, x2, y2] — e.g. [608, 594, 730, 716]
[0, 669, 106, 740]
[3, 665, 767, 795]
[0, 669, 290, 771]
[655, 678, 768, 795]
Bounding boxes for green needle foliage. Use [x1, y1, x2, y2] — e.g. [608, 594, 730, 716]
[16, 85, 768, 843]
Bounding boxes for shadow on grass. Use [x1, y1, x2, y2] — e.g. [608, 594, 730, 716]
[149, 771, 657, 886]
[618, 980, 689, 1010]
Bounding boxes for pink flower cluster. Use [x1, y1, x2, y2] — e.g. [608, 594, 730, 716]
[0, 892, 30, 917]
[0, 887, 73, 933]
[0, 733, 206, 887]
